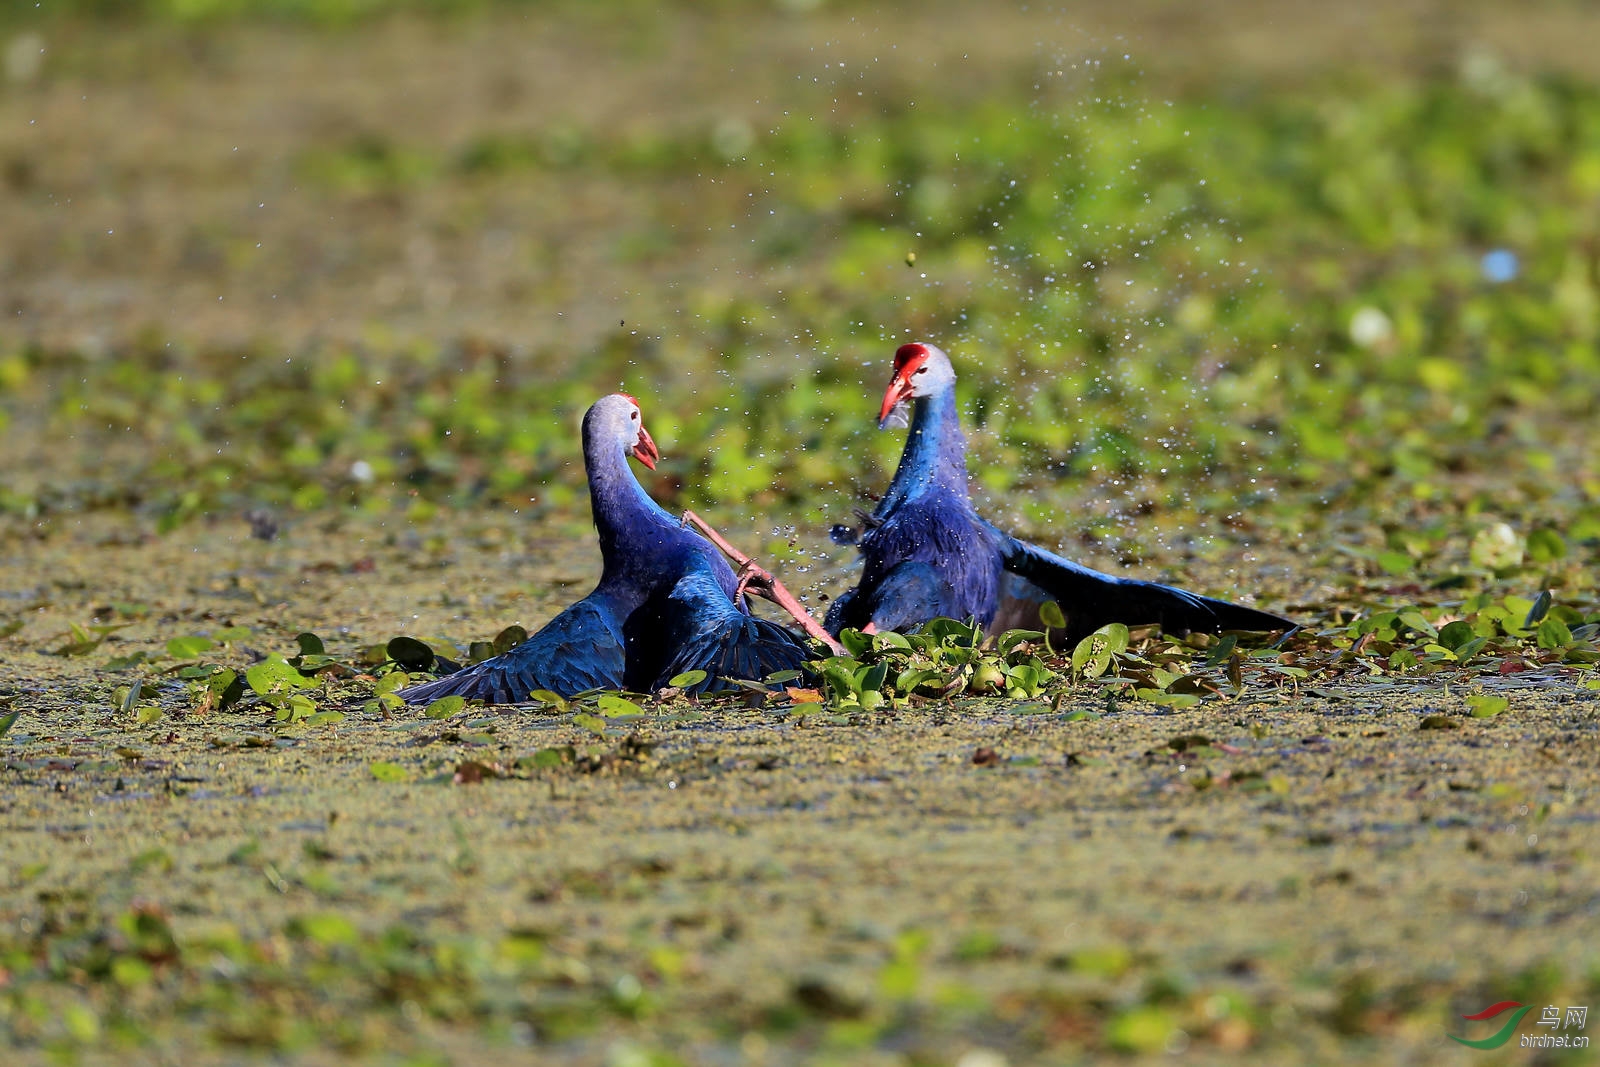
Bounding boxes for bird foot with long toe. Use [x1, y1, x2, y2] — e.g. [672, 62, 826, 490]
[682, 509, 844, 655]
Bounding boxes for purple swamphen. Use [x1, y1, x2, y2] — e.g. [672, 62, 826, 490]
[400, 393, 809, 704]
[824, 342, 1295, 643]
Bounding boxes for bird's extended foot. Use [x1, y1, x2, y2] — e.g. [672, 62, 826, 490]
[682, 510, 845, 654]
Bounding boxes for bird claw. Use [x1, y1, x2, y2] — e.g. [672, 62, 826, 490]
[733, 559, 776, 606]
[681, 509, 844, 655]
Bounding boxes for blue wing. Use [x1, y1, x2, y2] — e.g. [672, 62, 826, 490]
[631, 567, 808, 694]
[825, 559, 964, 635]
[399, 593, 626, 705]
[995, 534, 1293, 642]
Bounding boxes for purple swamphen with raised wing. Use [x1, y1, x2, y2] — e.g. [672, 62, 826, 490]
[400, 393, 812, 705]
[824, 342, 1295, 644]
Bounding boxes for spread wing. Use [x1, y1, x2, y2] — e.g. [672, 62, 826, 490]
[996, 535, 1293, 644]
[399, 593, 625, 705]
[632, 566, 808, 693]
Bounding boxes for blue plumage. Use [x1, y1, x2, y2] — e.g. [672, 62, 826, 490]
[826, 343, 1294, 643]
[401, 394, 806, 705]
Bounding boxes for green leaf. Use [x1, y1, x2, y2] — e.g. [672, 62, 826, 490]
[424, 695, 465, 719]
[527, 689, 570, 711]
[374, 672, 409, 696]
[855, 661, 889, 694]
[492, 624, 529, 655]
[304, 710, 347, 726]
[523, 747, 570, 769]
[1039, 600, 1067, 630]
[667, 670, 707, 689]
[369, 760, 409, 781]
[1467, 694, 1508, 718]
[1525, 589, 1553, 627]
[166, 635, 216, 659]
[0, 710, 18, 739]
[597, 693, 644, 717]
[572, 712, 608, 737]
[822, 660, 861, 696]
[1201, 633, 1238, 669]
[838, 629, 873, 657]
[294, 632, 326, 656]
[1526, 528, 1566, 563]
[1436, 620, 1476, 652]
[1072, 623, 1128, 679]
[1537, 616, 1573, 650]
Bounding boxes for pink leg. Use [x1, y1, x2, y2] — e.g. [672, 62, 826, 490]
[682, 510, 845, 654]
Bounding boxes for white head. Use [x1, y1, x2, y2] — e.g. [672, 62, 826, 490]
[878, 342, 956, 428]
[584, 392, 659, 468]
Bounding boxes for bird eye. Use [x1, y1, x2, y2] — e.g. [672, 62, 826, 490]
[914, 366, 928, 375]
[630, 411, 638, 420]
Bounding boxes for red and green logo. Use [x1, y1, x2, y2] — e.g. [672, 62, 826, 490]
[1450, 1001, 1534, 1049]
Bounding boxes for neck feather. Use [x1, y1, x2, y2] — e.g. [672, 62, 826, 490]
[586, 440, 673, 560]
[878, 386, 969, 513]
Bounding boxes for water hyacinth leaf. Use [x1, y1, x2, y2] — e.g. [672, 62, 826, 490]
[1397, 611, 1436, 638]
[597, 693, 644, 718]
[492, 624, 529, 655]
[166, 635, 215, 659]
[424, 695, 465, 720]
[571, 712, 608, 737]
[1039, 600, 1067, 630]
[386, 636, 436, 671]
[1436, 620, 1476, 652]
[1072, 623, 1128, 679]
[873, 630, 912, 651]
[822, 662, 861, 700]
[1537, 617, 1573, 650]
[527, 689, 570, 711]
[369, 760, 409, 782]
[838, 629, 873, 658]
[1202, 633, 1238, 669]
[1467, 694, 1509, 718]
[0, 710, 18, 739]
[856, 661, 889, 694]
[294, 632, 326, 657]
[374, 672, 409, 696]
[667, 669, 708, 689]
[1525, 590, 1553, 627]
[212, 626, 252, 643]
[467, 641, 496, 664]
[1526, 528, 1566, 563]
[304, 710, 347, 726]
[522, 747, 570, 769]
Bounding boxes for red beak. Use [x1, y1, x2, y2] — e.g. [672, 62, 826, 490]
[878, 370, 915, 427]
[631, 424, 659, 469]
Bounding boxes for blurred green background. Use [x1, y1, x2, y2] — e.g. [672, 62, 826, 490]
[1, 0, 1597, 569]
